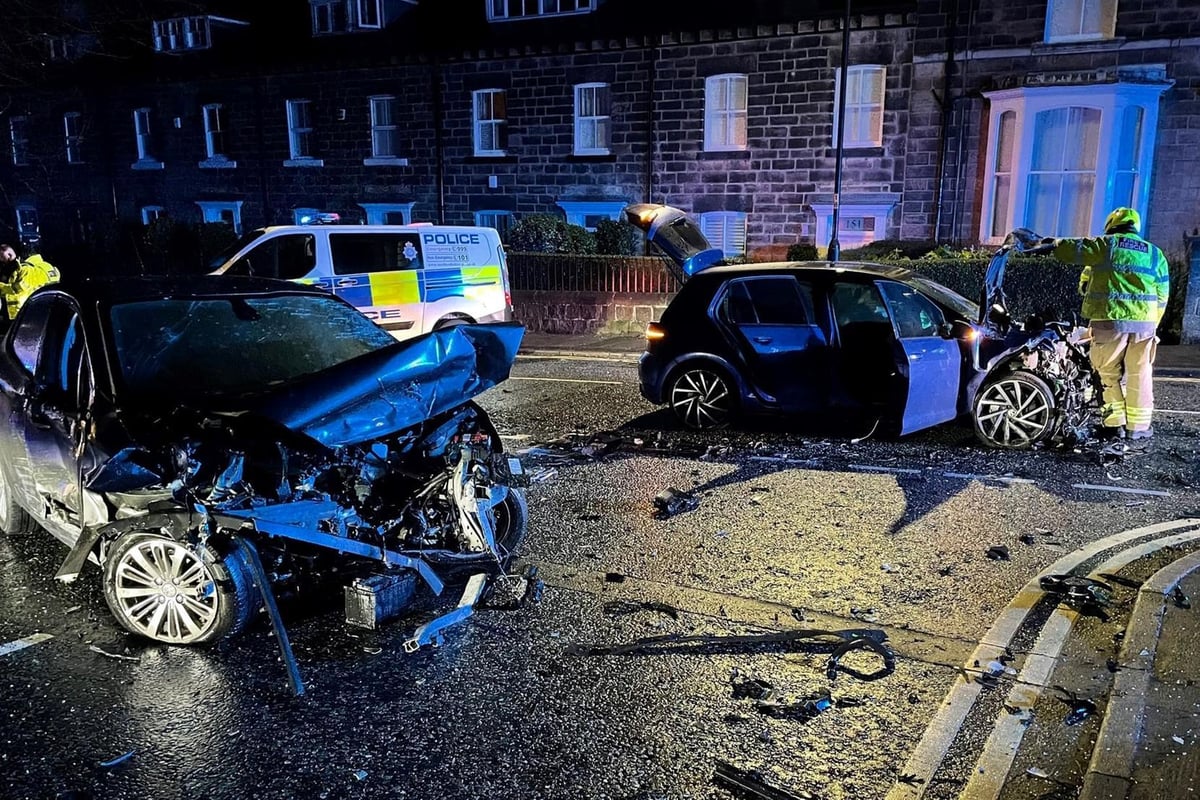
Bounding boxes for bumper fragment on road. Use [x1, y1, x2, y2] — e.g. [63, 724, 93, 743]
[0, 632, 53, 657]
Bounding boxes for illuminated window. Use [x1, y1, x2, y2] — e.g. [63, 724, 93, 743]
[473, 89, 507, 156]
[1045, 0, 1117, 43]
[574, 83, 611, 155]
[704, 74, 748, 152]
[833, 65, 885, 148]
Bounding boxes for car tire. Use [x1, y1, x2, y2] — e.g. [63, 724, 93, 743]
[434, 316, 474, 331]
[491, 489, 529, 567]
[102, 532, 257, 646]
[0, 465, 34, 537]
[973, 370, 1057, 449]
[667, 364, 737, 430]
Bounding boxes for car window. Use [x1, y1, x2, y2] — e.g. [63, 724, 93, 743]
[329, 233, 423, 275]
[879, 281, 945, 339]
[830, 282, 890, 327]
[233, 234, 315, 280]
[721, 277, 814, 325]
[43, 313, 93, 411]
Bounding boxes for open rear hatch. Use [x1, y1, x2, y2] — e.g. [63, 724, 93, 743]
[624, 204, 725, 284]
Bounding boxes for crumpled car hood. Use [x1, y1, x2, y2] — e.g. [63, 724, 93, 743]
[246, 323, 523, 448]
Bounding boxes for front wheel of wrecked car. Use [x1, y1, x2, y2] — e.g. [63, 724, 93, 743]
[668, 365, 736, 430]
[491, 489, 529, 567]
[102, 533, 257, 646]
[973, 370, 1056, 450]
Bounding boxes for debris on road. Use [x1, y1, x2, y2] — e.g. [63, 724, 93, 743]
[485, 564, 545, 609]
[712, 761, 817, 800]
[653, 487, 700, 519]
[602, 599, 679, 619]
[1039, 575, 1113, 619]
[850, 607, 879, 623]
[88, 645, 140, 663]
[881, 562, 899, 574]
[986, 544, 1011, 561]
[98, 751, 135, 769]
[897, 773, 925, 786]
[604, 572, 627, 583]
[1173, 735, 1186, 745]
[1052, 686, 1098, 726]
[351, 769, 369, 781]
[729, 670, 834, 722]
[65, 605, 83, 614]
[567, 628, 895, 681]
[1172, 585, 1191, 609]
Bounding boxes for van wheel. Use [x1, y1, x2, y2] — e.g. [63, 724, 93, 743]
[434, 316, 475, 331]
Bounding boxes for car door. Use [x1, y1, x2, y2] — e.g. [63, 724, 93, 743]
[877, 281, 962, 434]
[5, 296, 99, 544]
[716, 275, 830, 410]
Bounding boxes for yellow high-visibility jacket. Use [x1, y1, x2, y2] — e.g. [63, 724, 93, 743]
[0, 254, 61, 320]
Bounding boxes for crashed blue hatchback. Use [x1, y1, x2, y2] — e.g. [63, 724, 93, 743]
[628, 204, 1098, 449]
[0, 276, 528, 677]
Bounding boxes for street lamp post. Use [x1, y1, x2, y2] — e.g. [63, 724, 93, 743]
[828, 0, 852, 263]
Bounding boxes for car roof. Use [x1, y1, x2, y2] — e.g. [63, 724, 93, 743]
[48, 275, 331, 307]
[695, 260, 916, 281]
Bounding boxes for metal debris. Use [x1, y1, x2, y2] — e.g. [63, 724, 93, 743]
[1052, 686, 1097, 726]
[652, 487, 699, 519]
[1039, 575, 1113, 619]
[98, 751, 135, 769]
[712, 761, 817, 800]
[986, 544, 1011, 561]
[88, 645, 140, 663]
[604, 572, 626, 584]
[1172, 585, 1191, 609]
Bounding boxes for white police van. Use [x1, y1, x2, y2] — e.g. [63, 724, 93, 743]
[210, 224, 513, 338]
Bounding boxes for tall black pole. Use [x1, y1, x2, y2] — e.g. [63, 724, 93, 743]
[828, 0, 852, 262]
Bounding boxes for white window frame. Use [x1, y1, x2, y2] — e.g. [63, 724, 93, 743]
[196, 200, 244, 235]
[63, 112, 83, 164]
[141, 205, 166, 225]
[474, 210, 514, 238]
[365, 95, 407, 165]
[473, 89, 507, 157]
[10, 116, 28, 166]
[15, 205, 39, 241]
[833, 65, 886, 149]
[131, 107, 164, 169]
[1044, 0, 1117, 44]
[698, 212, 749, 257]
[47, 35, 70, 61]
[487, 0, 595, 21]
[200, 103, 236, 168]
[556, 201, 626, 231]
[704, 74, 748, 152]
[285, 99, 323, 166]
[152, 16, 215, 51]
[979, 82, 1170, 245]
[311, 0, 348, 34]
[573, 83, 611, 156]
[359, 202, 416, 225]
[810, 201, 895, 252]
[355, 0, 382, 28]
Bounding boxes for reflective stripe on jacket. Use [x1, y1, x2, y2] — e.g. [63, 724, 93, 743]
[1052, 233, 1169, 324]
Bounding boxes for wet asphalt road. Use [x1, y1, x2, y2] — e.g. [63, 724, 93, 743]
[2, 353, 1200, 800]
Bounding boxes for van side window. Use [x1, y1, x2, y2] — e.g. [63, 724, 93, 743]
[232, 234, 315, 279]
[330, 233, 423, 275]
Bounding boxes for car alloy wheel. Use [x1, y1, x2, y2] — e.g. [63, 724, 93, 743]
[973, 371, 1056, 449]
[670, 367, 733, 430]
[107, 536, 222, 644]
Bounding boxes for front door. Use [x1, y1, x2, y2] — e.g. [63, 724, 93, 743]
[717, 275, 830, 410]
[877, 281, 962, 434]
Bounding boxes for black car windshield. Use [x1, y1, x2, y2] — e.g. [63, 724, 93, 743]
[208, 229, 267, 270]
[908, 276, 979, 321]
[110, 294, 397, 399]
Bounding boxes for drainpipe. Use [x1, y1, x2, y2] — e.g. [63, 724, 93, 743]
[253, 79, 271, 224]
[432, 57, 446, 224]
[931, 0, 960, 242]
[645, 38, 657, 204]
[949, 0, 977, 244]
[828, 0, 852, 263]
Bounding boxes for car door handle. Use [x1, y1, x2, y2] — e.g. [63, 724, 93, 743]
[753, 337, 773, 344]
[335, 278, 359, 288]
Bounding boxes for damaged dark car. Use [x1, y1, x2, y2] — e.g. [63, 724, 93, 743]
[0, 276, 528, 649]
[627, 204, 1097, 449]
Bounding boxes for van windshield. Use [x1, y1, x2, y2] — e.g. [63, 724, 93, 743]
[209, 229, 267, 270]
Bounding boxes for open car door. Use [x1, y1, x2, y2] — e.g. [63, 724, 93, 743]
[877, 281, 962, 435]
[624, 204, 725, 284]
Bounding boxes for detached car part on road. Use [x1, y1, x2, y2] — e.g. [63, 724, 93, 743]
[0, 276, 528, 657]
[627, 205, 1097, 449]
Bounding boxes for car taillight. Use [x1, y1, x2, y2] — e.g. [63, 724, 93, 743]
[646, 322, 665, 341]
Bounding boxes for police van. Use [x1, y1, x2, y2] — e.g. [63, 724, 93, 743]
[210, 224, 513, 338]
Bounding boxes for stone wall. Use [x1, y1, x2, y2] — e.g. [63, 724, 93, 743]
[512, 290, 672, 334]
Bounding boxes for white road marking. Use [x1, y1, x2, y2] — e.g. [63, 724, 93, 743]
[1072, 483, 1171, 497]
[1156, 377, 1200, 384]
[887, 518, 1200, 800]
[1156, 408, 1200, 416]
[516, 353, 639, 364]
[507, 376, 627, 386]
[849, 464, 922, 475]
[0, 633, 53, 657]
[499, 434, 532, 440]
[961, 527, 1200, 800]
[942, 472, 1036, 484]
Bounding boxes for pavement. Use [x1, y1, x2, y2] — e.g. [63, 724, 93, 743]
[520, 331, 1200, 375]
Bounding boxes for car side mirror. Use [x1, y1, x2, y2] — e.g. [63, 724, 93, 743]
[946, 320, 974, 339]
